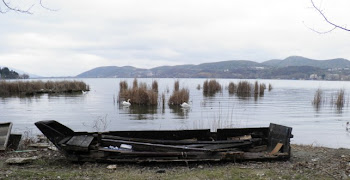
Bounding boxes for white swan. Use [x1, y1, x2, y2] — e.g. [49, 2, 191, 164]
[180, 102, 191, 108]
[122, 99, 131, 106]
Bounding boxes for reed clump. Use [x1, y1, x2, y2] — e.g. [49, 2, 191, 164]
[268, 84, 273, 91]
[118, 79, 158, 105]
[174, 80, 179, 91]
[0, 80, 90, 96]
[254, 81, 259, 95]
[336, 89, 345, 109]
[236, 81, 252, 97]
[228, 82, 236, 94]
[168, 81, 189, 105]
[312, 89, 323, 108]
[259, 83, 266, 96]
[203, 79, 222, 96]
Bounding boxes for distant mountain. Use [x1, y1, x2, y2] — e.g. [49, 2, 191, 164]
[76, 56, 350, 80]
[262, 56, 350, 69]
[77, 66, 151, 78]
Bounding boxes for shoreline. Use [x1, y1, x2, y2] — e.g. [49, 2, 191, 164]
[1, 144, 349, 179]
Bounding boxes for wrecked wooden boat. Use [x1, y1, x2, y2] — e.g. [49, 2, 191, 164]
[35, 120, 293, 163]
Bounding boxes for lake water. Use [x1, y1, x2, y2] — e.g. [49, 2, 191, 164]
[1, 78, 350, 148]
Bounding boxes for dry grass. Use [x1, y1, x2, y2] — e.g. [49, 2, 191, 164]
[203, 79, 222, 96]
[168, 81, 189, 105]
[118, 79, 158, 105]
[0, 80, 89, 96]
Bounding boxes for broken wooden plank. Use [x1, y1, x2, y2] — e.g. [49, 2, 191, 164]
[101, 134, 261, 145]
[65, 135, 94, 151]
[101, 139, 213, 152]
[7, 134, 22, 151]
[0, 122, 12, 151]
[269, 143, 283, 155]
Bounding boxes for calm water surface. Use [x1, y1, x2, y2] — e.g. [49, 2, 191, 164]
[1, 78, 350, 148]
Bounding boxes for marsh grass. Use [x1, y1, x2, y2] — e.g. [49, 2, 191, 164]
[228, 82, 236, 94]
[254, 81, 259, 95]
[259, 83, 266, 96]
[152, 80, 158, 92]
[118, 79, 159, 105]
[168, 81, 189, 105]
[312, 89, 323, 109]
[174, 80, 179, 91]
[336, 89, 345, 109]
[203, 79, 222, 96]
[0, 80, 89, 96]
[236, 81, 252, 97]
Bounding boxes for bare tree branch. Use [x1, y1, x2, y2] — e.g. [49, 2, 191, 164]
[39, 0, 58, 12]
[2, 0, 33, 14]
[311, 0, 350, 32]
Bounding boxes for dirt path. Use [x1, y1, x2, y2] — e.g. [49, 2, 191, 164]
[1, 144, 350, 179]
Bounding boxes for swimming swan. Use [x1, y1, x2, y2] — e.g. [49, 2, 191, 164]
[122, 99, 131, 106]
[180, 102, 190, 108]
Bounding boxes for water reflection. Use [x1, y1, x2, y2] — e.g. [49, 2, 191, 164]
[169, 105, 190, 119]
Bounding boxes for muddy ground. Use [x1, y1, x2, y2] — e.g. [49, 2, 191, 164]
[0, 144, 350, 180]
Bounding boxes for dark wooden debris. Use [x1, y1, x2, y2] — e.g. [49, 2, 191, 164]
[35, 120, 293, 163]
[0, 122, 12, 151]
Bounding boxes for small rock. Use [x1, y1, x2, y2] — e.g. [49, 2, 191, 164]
[311, 158, 319, 162]
[107, 165, 117, 170]
[198, 165, 204, 169]
[6, 156, 38, 165]
[48, 146, 58, 151]
[156, 169, 166, 173]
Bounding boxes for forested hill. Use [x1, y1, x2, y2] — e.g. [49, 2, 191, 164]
[76, 56, 350, 80]
[0, 67, 29, 79]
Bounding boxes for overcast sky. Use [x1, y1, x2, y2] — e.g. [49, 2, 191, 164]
[0, 0, 349, 77]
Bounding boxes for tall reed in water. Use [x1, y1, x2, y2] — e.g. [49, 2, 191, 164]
[203, 79, 222, 96]
[0, 80, 89, 96]
[168, 80, 189, 105]
[118, 79, 158, 105]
